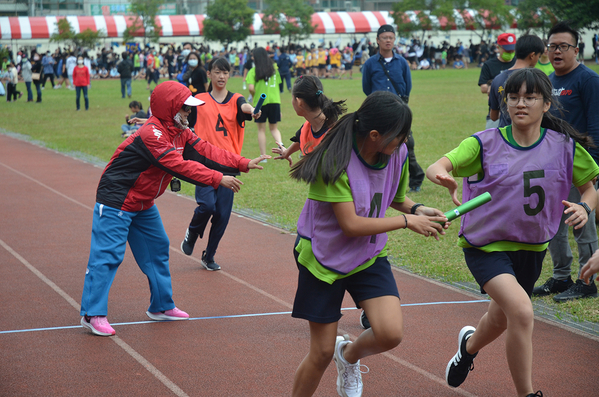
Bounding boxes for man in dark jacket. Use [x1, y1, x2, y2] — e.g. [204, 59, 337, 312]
[80, 81, 268, 337]
[277, 47, 293, 93]
[117, 52, 133, 98]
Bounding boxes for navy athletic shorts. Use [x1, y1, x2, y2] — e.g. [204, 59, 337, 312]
[463, 248, 545, 296]
[292, 239, 400, 323]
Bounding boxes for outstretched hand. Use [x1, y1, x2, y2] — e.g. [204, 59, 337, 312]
[272, 145, 292, 166]
[128, 117, 146, 124]
[563, 200, 589, 229]
[247, 155, 271, 170]
[435, 174, 461, 206]
[220, 175, 243, 192]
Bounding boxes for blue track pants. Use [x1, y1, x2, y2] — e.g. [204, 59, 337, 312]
[80, 203, 175, 316]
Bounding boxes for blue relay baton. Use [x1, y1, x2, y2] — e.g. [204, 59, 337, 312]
[254, 93, 266, 114]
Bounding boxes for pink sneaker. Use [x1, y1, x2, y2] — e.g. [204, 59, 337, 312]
[81, 315, 116, 336]
[146, 307, 189, 321]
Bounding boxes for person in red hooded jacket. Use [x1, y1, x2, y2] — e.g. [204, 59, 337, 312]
[80, 81, 269, 337]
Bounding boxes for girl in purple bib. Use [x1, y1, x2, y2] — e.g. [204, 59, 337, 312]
[427, 68, 598, 397]
[290, 91, 448, 397]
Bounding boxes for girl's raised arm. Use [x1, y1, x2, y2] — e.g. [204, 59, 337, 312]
[426, 157, 461, 206]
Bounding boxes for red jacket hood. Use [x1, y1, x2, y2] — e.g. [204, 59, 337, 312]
[150, 81, 193, 127]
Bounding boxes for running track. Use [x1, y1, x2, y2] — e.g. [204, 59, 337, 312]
[1, 133, 597, 396]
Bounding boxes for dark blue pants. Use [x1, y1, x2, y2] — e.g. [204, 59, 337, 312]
[120, 78, 132, 98]
[188, 184, 234, 262]
[26, 81, 33, 101]
[406, 131, 424, 189]
[76, 85, 88, 110]
[279, 72, 292, 92]
[34, 82, 41, 102]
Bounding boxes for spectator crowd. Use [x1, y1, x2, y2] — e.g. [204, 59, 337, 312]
[3, 32, 599, 102]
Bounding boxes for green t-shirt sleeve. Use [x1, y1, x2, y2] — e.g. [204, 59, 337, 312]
[445, 136, 483, 178]
[393, 158, 410, 203]
[308, 171, 353, 202]
[573, 142, 599, 187]
[453, 133, 599, 253]
[308, 156, 411, 204]
[245, 68, 255, 86]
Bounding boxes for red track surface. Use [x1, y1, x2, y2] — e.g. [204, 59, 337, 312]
[1, 133, 598, 396]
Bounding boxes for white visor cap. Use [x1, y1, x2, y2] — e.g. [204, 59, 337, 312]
[184, 95, 205, 106]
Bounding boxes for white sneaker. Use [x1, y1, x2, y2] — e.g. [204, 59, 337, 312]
[333, 334, 369, 397]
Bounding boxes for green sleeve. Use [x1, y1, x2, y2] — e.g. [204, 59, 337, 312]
[444, 136, 483, 178]
[308, 172, 354, 203]
[308, 154, 411, 204]
[573, 142, 599, 187]
[245, 68, 255, 86]
[393, 159, 410, 202]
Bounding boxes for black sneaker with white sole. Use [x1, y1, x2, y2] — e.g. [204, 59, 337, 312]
[553, 279, 598, 302]
[532, 276, 573, 297]
[181, 228, 199, 256]
[359, 310, 371, 329]
[446, 326, 478, 388]
[201, 250, 221, 271]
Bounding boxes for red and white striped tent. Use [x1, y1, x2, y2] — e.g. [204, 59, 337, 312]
[0, 10, 516, 40]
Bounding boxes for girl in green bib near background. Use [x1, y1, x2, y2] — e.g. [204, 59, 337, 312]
[246, 47, 284, 161]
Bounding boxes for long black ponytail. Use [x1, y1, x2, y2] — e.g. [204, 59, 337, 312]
[292, 75, 347, 129]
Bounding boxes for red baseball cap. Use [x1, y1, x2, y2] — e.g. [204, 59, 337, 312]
[497, 33, 516, 51]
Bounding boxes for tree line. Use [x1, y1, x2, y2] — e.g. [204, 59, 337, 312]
[50, 0, 599, 50]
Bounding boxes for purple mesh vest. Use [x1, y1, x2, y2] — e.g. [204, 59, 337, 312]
[297, 144, 408, 274]
[460, 128, 574, 247]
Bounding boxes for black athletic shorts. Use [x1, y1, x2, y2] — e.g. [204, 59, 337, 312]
[463, 248, 545, 296]
[292, 239, 400, 323]
[254, 103, 281, 124]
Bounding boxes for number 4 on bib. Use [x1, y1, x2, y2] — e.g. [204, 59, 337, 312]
[215, 114, 228, 137]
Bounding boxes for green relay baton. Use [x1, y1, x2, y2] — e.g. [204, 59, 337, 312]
[437, 192, 492, 224]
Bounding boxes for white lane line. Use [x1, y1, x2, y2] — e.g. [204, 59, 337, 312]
[0, 156, 489, 396]
[0, 161, 94, 212]
[0, 300, 490, 334]
[0, 238, 80, 311]
[111, 336, 190, 397]
[171, 245, 294, 310]
[0, 236, 187, 397]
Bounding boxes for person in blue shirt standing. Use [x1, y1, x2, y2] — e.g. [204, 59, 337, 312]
[362, 24, 424, 194]
[533, 21, 599, 302]
[360, 24, 425, 330]
[277, 47, 293, 93]
[41, 51, 55, 89]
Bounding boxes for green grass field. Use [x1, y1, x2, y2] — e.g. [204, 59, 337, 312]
[2, 64, 599, 324]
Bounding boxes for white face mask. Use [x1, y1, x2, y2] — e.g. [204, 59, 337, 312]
[181, 49, 191, 57]
[188, 59, 198, 67]
[78, 59, 84, 64]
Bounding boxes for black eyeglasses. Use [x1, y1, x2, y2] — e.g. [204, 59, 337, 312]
[547, 43, 576, 52]
[181, 105, 192, 112]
